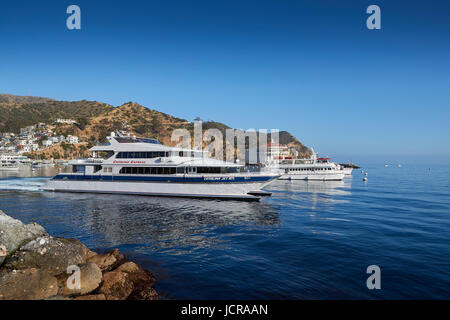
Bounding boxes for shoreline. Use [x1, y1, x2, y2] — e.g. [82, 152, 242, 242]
[0, 209, 158, 300]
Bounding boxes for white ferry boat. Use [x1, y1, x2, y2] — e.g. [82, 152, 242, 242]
[273, 149, 345, 181]
[43, 133, 280, 201]
[0, 155, 20, 171]
[32, 160, 55, 169]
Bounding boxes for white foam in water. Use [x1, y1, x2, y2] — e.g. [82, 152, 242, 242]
[0, 178, 49, 192]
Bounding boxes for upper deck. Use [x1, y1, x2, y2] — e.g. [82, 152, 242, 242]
[69, 132, 242, 169]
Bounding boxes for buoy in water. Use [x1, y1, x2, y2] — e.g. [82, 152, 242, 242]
[363, 177, 368, 182]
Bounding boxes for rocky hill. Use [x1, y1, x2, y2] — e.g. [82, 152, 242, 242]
[0, 94, 311, 158]
[0, 94, 53, 104]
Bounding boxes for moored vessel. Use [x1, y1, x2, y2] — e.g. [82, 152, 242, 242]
[269, 148, 345, 181]
[0, 154, 21, 171]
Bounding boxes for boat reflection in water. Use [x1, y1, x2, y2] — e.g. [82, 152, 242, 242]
[0, 166, 70, 180]
[41, 191, 280, 253]
[268, 179, 352, 196]
[264, 178, 353, 213]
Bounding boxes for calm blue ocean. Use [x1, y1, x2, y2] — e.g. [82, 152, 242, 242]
[1, 164, 449, 299]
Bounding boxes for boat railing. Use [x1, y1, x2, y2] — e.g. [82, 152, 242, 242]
[70, 158, 104, 164]
[86, 158, 104, 163]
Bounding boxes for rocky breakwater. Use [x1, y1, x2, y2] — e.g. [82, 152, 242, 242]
[0, 210, 158, 300]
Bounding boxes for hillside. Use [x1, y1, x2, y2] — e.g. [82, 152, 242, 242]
[277, 131, 312, 156]
[0, 94, 311, 158]
[0, 94, 53, 104]
[0, 98, 114, 133]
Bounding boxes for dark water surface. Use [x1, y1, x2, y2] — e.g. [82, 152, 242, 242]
[1, 164, 449, 299]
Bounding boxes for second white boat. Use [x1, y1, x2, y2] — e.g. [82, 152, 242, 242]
[271, 149, 345, 181]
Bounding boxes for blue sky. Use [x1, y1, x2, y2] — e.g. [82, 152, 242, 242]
[1, 0, 449, 163]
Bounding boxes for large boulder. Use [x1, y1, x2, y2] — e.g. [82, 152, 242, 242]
[98, 271, 134, 300]
[58, 262, 103, 296]
[0, 210, 47, 266]
[0, 268, 58, 300]
[116, 261, 157, 299]
[2, 236, 96, 275]
[116, 261, 156, 285]
[87, 248, 125, 272]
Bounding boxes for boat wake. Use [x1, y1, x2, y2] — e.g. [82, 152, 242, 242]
[0, 177, 48, 192]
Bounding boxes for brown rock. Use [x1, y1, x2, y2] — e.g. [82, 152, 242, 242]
[129, 287, 159, 300]
[116, 261, 155, 286]
[74, 294, 106, 300]
[116, 261, 140, 273]
[45, 295, 71, 300]
[59, 262, 102, 296]
[98, 271, 134, 300]
[0, 268, 58, 300]
[87, 249, 125, 272]
[115, 262, 157, 300]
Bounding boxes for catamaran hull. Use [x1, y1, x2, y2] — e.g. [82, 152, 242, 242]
[43, 178, 276, 201]
[279, 173, 345, 181]
[341, 168, 353, 175]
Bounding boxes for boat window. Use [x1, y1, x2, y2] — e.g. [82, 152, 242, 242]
[119, 166, 177, 174]
[73, 165, 85, 173]
[97, 151, 114, 159]
[177, 167, 185, 174]
[116, 151, 166, 159]
[187, 167, 196, 174]
[115, 137, 161, 144]
[197, 167, 221, 174]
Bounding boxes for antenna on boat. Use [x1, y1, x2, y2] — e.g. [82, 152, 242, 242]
[310, 147, 317, 163]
